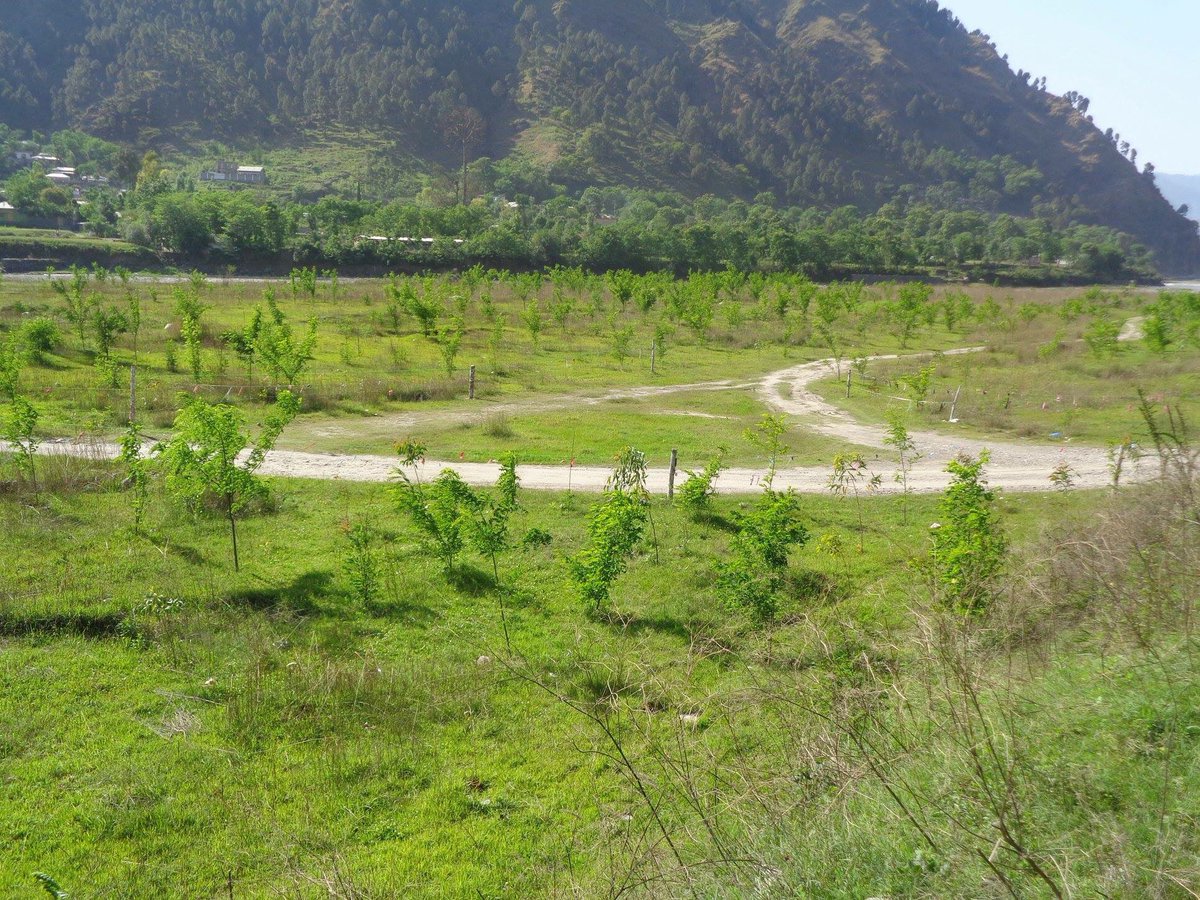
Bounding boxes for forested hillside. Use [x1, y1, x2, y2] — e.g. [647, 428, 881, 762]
[2, 0, 1197, 271]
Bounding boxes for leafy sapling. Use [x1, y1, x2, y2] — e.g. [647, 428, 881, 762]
[745, 414, 790, 488]
[156, 391, 301, 571]
[568, 489, 647, 617]
[119, 421, 150, 532]
[257, 291, 319, 384]
[3, 395, 41, 490]
[717, 489, 809, 622]
[884, 412, 922, 524]
[929, 452, 1007, 612]
[829, 452, 882, 551]
[677, 452, 725, 521]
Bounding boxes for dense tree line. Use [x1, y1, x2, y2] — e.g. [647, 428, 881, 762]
[0, 0, 1194, 269]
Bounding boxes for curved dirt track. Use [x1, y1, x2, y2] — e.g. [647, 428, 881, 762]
[37, 338, 1149, 495]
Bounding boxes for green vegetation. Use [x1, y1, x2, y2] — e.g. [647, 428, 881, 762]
[2, 437, 1196, 895]
[2, 256, 1199, 897]
[2, 0, 1197, 271]
[812, 287, 1200, 446]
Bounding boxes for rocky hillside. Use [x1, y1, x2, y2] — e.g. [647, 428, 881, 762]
[2, 0, 1197, 270]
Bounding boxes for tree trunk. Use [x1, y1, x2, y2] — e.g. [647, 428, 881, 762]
[228, 496, 240, 572]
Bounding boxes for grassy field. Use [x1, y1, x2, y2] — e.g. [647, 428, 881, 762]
[2, 272, 1199, 897]
[811, 288, 1200, 447]
[1, 456, 1196, 896]
[5, 271, 1195, 467]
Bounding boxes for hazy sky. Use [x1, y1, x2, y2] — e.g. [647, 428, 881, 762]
[944, 0, 1200, 174]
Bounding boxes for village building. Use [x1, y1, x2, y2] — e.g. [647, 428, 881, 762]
[200, 160, 267, 185]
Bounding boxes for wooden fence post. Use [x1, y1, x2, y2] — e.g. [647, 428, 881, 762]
[668, 449, 679, 499]
[469, 365, 477, 400]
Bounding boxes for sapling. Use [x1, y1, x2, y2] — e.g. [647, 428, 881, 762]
[884, 412, 921, 524]
[677, 452, 725, 521]
[221, 307, 264, 382]
[50, 265, 92, 346]
[608, 447, 658, 563]
[929, 452, 1007, 612]
[119, 421, 149, 531]
[522, 300, 543, 349]
[568, 489, 647, 616]
[436, 316, 465, 377]
[829, 451, 882, 551]
[745, 414, 790, 488]
[392, 469, 468, 573]
[717, 488, 809, 622]
[256, 292, 319, 384]
[155, 390, 301, 571]
[3, 395, 41, 490]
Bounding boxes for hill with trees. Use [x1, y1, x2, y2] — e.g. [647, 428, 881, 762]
[1, 0, 1197, 272]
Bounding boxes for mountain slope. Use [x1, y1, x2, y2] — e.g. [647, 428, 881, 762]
[1157, 175, 1200, 223]
[2, 0, 1197, 271]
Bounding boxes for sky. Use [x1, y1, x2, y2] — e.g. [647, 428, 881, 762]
[944, 0, 1200, 174]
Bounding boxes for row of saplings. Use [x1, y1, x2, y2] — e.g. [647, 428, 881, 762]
[4, 386, 1004, 634]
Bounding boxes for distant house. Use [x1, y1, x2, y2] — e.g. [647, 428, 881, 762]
[31, 154, 62, 169]
[46, 172, 73, 187]
[201, 160, 267, 185]
[11, 150, 33, 164]
[0, 201, 18, 225]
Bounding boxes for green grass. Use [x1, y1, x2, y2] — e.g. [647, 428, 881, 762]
[0, 227, 147, 254]
[1, 457, 1196, 896]
[3, 276, 1199, 897]
[811, 293, 1200, 447]
[4, 273, 1160, 460]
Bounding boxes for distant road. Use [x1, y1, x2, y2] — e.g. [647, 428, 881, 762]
[32, 335, 1154, 496]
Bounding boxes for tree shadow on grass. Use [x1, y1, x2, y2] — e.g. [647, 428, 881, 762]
[690, 512, 738, 534]
[229, 570, 336, 615]
[604, 610, 696, 643]
[447, 563, 498, 597]
[0, 610, 126, 639]
[364, 596, 438, 626]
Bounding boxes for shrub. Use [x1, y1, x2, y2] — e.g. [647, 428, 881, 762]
[17, 317, 62, 357]
[677, 454, 724, 520]
[717, 489, 809, 622]
[929, 453, 1006, 612]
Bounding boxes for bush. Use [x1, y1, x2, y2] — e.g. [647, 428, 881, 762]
[17, 317, 62, 356]
[676, 454, 724, 520]
[929, 453, 1006, 612]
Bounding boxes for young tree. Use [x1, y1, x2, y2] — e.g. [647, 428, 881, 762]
[119, 420, 150, 531]
[49, 266, 92, 347]
[717, 489, 809, 622]
[829, 452, 882, 551]
[929, 453, 1007, 612]
[884, 412, 922, 524]
[677, 453, 725, 521]
[221, 307, 264, 382]
[569, 489, 647, 617]
[3, 396, 40, 490]
[745, 414, 790, 488]
[155, 391, 301, 571]
[257, 292, 319, 384]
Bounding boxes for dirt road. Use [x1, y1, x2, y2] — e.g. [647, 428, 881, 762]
[37, 338, 1148, 494]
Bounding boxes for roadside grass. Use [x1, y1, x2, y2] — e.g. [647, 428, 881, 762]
[812, 289, 1200, 446]
[0, 275, 1126, 456]
[281, 387, 882, 466]
[0, 458, 1137, 900]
